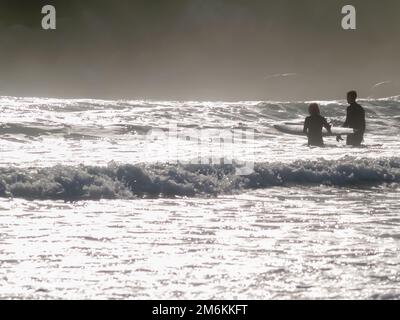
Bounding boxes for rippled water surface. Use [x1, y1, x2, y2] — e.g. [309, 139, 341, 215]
[0, 96, 399, 299]
[1, 186, 399, 299]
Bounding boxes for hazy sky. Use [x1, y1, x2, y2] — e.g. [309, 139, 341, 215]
[0, 0, 399, 100]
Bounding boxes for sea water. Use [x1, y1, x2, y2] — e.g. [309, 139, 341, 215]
[0, 96, 399, 299]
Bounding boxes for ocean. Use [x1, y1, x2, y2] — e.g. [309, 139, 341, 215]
[0, 95, 399, 299]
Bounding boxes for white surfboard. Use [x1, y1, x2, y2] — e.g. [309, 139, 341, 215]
[274, 124, 354, 136]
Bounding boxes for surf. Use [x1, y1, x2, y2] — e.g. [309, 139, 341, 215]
[0, 156, 399, 200]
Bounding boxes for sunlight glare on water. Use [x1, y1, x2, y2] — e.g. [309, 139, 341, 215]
[0, 186, 399, 299]
[0, 96, 399, 299]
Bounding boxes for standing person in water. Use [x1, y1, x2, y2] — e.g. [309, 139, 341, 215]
[337, 90, 366, 146]
[303, 103, 332, 147]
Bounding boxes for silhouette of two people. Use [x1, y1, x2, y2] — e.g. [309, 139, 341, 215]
[304, 90, 366, 147]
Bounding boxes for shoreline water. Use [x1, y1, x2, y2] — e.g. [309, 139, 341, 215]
[0, 95, 399, 299]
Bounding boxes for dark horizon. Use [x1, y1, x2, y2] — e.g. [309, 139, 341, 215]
[1, 0, 399, 101]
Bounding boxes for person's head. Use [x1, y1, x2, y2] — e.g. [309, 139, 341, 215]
[347, 90, 357, 104]
[308, 103, 320, 115]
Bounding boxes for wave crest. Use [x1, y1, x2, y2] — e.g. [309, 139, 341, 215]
[0, 157, 399, 200]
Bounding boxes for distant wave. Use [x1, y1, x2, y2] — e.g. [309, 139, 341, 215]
[0, 123, 65, 136]
[0, 123, 154, 139]
[1, 96, 399, 139]
[1, 157, 399, 200]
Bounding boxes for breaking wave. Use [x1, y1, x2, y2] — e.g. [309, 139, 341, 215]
[0, 157, 399, 200]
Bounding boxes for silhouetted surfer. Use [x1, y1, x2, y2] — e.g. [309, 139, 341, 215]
[336, 90, 366, 146]
[303, 103, 332, 146]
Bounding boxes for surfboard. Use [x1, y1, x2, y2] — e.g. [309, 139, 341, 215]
[274, 124, 354, 136]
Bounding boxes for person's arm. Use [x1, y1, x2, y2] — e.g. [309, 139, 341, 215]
[337, 109, 347, 141]
[343, 107, 350, 127]
[323, 118, 332, 135]
[303, 118, 309, 135]
[360, 107, 366, 132]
